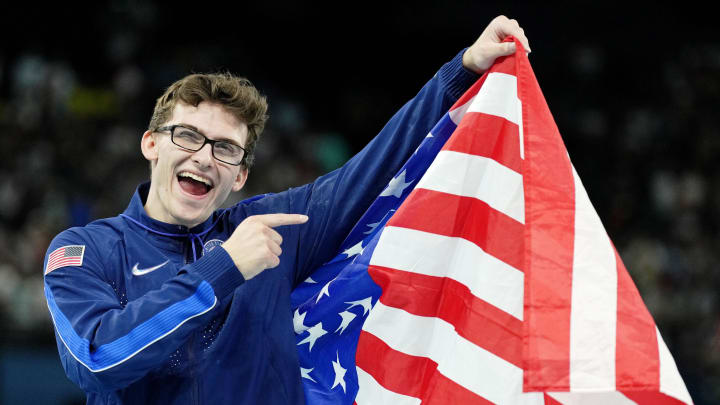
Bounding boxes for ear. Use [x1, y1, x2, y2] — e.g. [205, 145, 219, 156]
[231, 167, 249, 192]
[140, 130, 159, 163]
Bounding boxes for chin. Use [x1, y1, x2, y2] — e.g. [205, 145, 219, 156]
[177, 215, 209, 228]
[169, 192, 217, 226]
[170, 203, 213, 228]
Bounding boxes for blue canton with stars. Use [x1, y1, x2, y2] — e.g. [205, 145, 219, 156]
[290, 112, 458, 404]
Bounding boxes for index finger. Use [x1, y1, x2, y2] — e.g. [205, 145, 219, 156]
[251, 213, 309, 228]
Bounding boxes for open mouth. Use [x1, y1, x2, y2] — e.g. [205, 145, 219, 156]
[177, 172, 214, 196]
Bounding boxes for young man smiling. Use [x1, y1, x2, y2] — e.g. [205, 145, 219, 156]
[43, 16, 530, 404]
[143, 99, 254, 229]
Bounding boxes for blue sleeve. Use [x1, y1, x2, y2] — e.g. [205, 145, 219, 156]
[238, 50, 477, 286]
[43, 227, 244, 393]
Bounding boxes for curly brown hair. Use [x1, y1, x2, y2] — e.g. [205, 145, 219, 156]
[148, 72, 268, 169]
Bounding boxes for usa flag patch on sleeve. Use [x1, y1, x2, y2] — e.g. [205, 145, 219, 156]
[45, 245, 85, 275]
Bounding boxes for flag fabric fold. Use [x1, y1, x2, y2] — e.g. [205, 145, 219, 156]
[290, 39, 693, 405]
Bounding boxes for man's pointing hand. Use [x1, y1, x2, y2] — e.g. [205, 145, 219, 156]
[222, 214, 309, 280]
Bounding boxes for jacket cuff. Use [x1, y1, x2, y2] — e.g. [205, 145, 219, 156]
[185, 247, 245, 299]
[438, 47, 479, 101]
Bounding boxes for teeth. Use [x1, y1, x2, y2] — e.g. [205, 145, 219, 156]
[178, 171, 213, 187]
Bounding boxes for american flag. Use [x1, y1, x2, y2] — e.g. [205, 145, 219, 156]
[290, 40, 693, 404]
[45, 245, 85, 275]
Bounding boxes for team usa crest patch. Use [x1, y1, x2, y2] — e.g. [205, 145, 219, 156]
[45, 245, 85, 275]
[203, 239, 224, 254]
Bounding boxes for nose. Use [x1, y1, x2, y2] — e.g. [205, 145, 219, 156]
[191, 143, 214, 167]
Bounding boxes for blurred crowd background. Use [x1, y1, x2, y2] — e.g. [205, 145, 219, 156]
[1, 2, 718, 404]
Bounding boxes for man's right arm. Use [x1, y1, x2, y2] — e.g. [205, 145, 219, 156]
[221, 16, 532, 286]
[43, 226, 244, 393]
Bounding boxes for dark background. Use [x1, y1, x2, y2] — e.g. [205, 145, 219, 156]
[1, 2, 718, 403]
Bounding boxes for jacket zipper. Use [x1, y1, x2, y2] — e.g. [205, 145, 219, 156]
[184, 239, 201, 405]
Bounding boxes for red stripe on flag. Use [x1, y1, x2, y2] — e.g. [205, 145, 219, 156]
[388, 189, 524, 271]
[543, 393, 564, 405]
[368, 264, 523, 367]
[356, 331, 432, 399]
[442, 112, 522, 173]
[422, 371, 495, 405]
[615, 247, 660, 389]
[519, 47, 575, 390]
[489, 53, 518, 76]
[621, 391, 689, 405]
[356, 332, 493, 404]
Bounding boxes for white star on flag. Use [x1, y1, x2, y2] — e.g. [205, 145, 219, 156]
[334, 310, 357, 335]
[297, 322, 327, 352]
[379, 169, 412, 198]
[293, 309, 309, 334]
[363, 221, 381, 235]
[316, 279, 334, 303]
[345, 297, 373, 315]
[342, 241, 364, 258]
[363, 209, 396, 235]
[304, 276, 317, 284]
[413, 133, 434, 154]
[331, 351, 347, 393]
[300, 367, 316, 383]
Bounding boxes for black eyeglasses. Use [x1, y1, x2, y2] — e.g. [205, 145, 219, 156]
[155, 125, 247, 166]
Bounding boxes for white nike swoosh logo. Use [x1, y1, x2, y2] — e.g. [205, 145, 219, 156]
[131, 260, 169, 276]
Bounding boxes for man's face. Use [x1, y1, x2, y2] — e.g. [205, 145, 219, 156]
[141, 101, 248, 228]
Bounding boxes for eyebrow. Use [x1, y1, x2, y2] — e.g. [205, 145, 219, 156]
[177, 123, 242, 146]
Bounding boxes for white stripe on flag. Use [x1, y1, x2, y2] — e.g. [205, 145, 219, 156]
[370, 226, 524, 320]
[547, 392, 638, 405]
[657, 328, 694, 404]
[362, 302, 523, 404]
[416, 150, 525, 224]
[355, 367, 421, 405]
[449, 95, 476, 125]
[467, 72, 521, 126]
[569, 165, 617, 390]
[517, 393, 546, 405]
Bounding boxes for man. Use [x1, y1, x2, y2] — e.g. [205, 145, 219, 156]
[43, 16, 530, 404]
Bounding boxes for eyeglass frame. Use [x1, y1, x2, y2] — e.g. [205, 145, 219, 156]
[154, 124, 248, 166]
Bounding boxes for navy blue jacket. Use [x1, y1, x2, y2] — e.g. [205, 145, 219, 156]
[43, 51, 476, 404]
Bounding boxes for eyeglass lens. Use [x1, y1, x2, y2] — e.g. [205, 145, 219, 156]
[172, 127, 244, 165]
